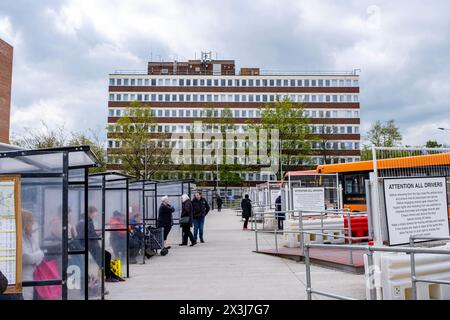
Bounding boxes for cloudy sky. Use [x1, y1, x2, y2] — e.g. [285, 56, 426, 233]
[0, 0, 449, 146]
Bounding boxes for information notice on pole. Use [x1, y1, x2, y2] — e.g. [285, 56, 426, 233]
[383, 177, 450, 246]
[0, 176, 22, 294]
[292, 187, 325, 212]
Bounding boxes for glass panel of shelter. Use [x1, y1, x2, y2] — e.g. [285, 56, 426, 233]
[0, 147, 99, 300]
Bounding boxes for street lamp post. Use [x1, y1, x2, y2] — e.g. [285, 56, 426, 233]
[143, 143, 148, 180]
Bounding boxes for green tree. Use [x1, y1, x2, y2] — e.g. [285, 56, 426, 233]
[69, 130, 107, 173]
[366, 119, 402, 147]
[425, 140, 442, 148]
[186, 106, 246, 189]
[11, 122, 107, 172]
[251, 98, 317, 180]
[11, 121, 68, 149]
[113, 102, 171, 180]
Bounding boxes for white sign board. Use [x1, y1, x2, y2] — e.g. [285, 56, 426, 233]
[384, 177, 449, 246]
[292, 188, 325, 212]
[270, 189, 280, 208]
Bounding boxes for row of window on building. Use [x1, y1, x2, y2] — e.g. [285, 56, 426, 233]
[107, 123, 360, 135]
[108, 107, 360, 119]
[107, 139, 361, 150]
[109, 77, 359, 88]
[106, 157, 361, 174]
[109, 93, 359, 103]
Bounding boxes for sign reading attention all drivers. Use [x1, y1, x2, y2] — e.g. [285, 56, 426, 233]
[383, 177, 449, 246]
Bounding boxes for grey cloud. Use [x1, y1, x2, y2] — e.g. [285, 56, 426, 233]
[1, 0, 450, 145]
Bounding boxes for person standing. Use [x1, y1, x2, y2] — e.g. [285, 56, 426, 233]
[22, 210, 44, 300]
[157, 196, 175, 250]
[179, 194, 196, 246]
[275, 194, 284, 230]
[192, 192, 210, 243]
[76, 206, 124, 283]
[241, 194, 252, 230]
[216, 194, 223, 212]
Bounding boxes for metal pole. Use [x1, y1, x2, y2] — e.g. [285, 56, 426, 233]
[142, 182, 146, 264]
[274, 228, 278, 253]
[144, 144, 148, 180]
[410, 237, 418, 300]
[255, 222, 259, 252]
[101, 175, 106, 300]
[83, 168, 89, 300]
[61, 152, 69, 301]
[304, 243, 312, 300]
[299, 210, 304, 248]
[126, 179, 130, 278]
[366, 250, 377, 300]
[347, 211, 353, 265]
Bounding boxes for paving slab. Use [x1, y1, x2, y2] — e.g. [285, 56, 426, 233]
[107, 209, 366, 300]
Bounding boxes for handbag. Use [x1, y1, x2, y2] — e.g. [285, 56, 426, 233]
[179, 216, 190, 226]
[110, 259, 122, 277]
[33, 260, 62, 300]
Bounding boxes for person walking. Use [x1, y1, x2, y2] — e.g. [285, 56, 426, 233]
[216, 194, 223, 212]
[275, 193, 284, 230]
[157, 196, 175, 249]
[179, 194, 196, 246]
[192, 191, 210, 243]
[241, 194, 252, 230]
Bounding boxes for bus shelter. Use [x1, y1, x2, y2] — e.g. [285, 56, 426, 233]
[128, 180, 156, 264]
[127, 179, 193, 264]
[0, 146, 99, 300]
[156, 179, 194, 224]
[88, 172, 133, 292]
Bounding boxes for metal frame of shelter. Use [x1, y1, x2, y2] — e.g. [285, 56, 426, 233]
[0, 146, 99, 300]
[128, 179, 194, 264]
[88, 172, 134, 298]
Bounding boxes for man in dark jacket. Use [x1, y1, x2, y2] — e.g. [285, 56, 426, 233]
[275, 194, 284, 230]
[241, 194, 252, 230]
[192, 191, 210, 243]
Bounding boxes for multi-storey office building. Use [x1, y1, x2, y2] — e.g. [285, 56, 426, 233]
[0, 38, 13, 144]
[107, 57, 361, 193]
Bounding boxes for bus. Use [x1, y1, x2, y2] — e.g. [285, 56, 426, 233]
[287, 153, 450, 214]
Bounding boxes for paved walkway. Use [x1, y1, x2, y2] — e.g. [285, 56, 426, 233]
[107, 209, 366, 300]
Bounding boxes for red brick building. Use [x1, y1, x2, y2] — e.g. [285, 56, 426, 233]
[0, 38, 13, 144]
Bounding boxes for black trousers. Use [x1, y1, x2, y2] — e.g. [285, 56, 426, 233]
[278, 219, 284, 230]
[163, 226, 172, 241]
[243, 217, 250, 229]
[181, 225, 195, 245]
[105, 250, 113, 279]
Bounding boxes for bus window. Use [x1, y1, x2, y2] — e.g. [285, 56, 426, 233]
[344, 174, 365, 195]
